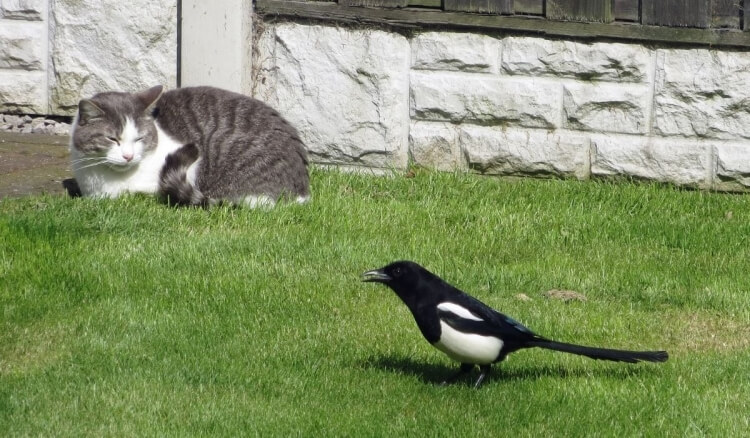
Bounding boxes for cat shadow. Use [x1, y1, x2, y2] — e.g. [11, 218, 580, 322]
[361, 354, 655, 387]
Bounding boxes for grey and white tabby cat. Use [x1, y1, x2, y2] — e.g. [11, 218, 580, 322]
[70, 85, 310, 207]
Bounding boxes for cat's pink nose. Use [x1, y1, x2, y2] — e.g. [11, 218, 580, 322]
[122, 153, 133, 162]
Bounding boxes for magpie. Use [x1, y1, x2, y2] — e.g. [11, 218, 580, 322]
[362, 260, 669, 388]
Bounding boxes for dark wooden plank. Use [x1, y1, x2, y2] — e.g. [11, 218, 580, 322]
[711, 0, 740, 29]
[444, 0, 512, 14]
[407, 0, 441, 7]
[341, 0, 408, 7]
[613, 0, 638, 22]
[257, 0, 750, 47]
[547, 0, 614, 22]
[642, 0, 710, 28]
[514, 0, 543, 15]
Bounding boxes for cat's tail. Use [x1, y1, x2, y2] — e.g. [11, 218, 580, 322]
[159, 143, 206, 207]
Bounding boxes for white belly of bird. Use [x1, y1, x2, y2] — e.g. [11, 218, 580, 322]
[433, 320, 504, 365]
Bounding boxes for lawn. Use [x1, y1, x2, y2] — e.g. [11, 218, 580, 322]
[1, 169, 749, 436]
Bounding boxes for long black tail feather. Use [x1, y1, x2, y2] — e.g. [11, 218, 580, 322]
[159, 143, 206, 207]
[528, 340, 669, 363]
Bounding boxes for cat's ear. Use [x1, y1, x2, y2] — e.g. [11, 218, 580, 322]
[137, 85, 164, 113]
[77, 99, 104, 125]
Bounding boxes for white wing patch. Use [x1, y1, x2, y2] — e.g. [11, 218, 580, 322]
[437, 302, 483, 321]
[435, 322, 503, 365]
[435, 301, 501, 364]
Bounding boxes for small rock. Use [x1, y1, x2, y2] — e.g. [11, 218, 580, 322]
[515, 293, 532, 302]
[543, 289, 587, 302]
[0, 113, 73, 136]
[53, 124, 71, 135]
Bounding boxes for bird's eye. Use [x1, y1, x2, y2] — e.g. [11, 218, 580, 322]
[393, 267, 402, 276]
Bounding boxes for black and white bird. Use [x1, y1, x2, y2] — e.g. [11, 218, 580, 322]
[362, 260, 669, 388]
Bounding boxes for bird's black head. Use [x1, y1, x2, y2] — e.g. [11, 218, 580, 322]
[361, 260, 429, 300]
[362, 260, 422, 284]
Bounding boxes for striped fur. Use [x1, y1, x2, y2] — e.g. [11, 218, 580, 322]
[70, 85, 311, 207]
[159, 143, 205, 207]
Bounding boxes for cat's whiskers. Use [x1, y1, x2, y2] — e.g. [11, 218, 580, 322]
[70, 156, 107, 164]
[72, 159, 111, 170]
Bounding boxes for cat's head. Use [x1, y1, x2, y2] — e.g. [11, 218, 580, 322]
[71, 85, 163, 171]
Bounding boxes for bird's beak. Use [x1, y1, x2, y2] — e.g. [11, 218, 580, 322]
[361, 269, 391, 283]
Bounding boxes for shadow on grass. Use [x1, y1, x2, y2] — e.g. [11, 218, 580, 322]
[360, 354, 658, 387]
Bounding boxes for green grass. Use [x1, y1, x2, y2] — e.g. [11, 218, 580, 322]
[1, 168, 749, 436]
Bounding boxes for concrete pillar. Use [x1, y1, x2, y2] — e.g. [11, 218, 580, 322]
[179, 0, 253, 95]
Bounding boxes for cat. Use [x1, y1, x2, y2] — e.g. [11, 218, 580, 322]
[69, 85, 310, 207]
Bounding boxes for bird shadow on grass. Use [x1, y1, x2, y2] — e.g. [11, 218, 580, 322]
[360, 354, 658, 387]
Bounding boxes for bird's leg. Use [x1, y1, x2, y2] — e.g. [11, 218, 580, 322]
[441, 363, 474, 385]
[473, 365, 491, 388]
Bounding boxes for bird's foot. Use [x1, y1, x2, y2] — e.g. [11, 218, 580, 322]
[440, 363, 474, 386]
[473, 365, 491, 389]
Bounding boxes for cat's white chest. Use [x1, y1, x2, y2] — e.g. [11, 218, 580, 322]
[72, 123, 184, 198]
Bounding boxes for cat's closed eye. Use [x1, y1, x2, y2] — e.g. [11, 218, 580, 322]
[106, 136, 120, 145]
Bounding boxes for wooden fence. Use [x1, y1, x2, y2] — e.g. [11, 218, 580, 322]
[341, 0, 745, 29]
[257, 0, 750, 47]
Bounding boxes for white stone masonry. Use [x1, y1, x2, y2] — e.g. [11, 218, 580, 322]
[255, 24, 750, 191]
[0, 0, 176, 115]
[2, 8, 750, 191]
[0, 0, 47, 113]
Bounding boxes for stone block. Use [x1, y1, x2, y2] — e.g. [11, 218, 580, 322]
[714, 143, 750, 190]
[654, 49, 750, 140]
[411, 71, 562, 128]
[409, 121, 462, 171]
[0, 71, 45, 113]
[460, 125, 590, 178]
[49, 0, 177, 114]
[1, 0, 45, 20]
[0, 23, 44, 70]
[411, 32, 500, 73]
[252, 24, 281, 103]
[502, 36, 652, 82]
[563, 82, 650, 134]
[256, 23, 410, 169]
[591, 134, 710, 187]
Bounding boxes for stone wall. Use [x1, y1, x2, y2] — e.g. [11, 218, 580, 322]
[255, 22, 750, 191]
[0, 0, 177, 115]
[2, 5, 749, 190]
[0, 0, 48, 113]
